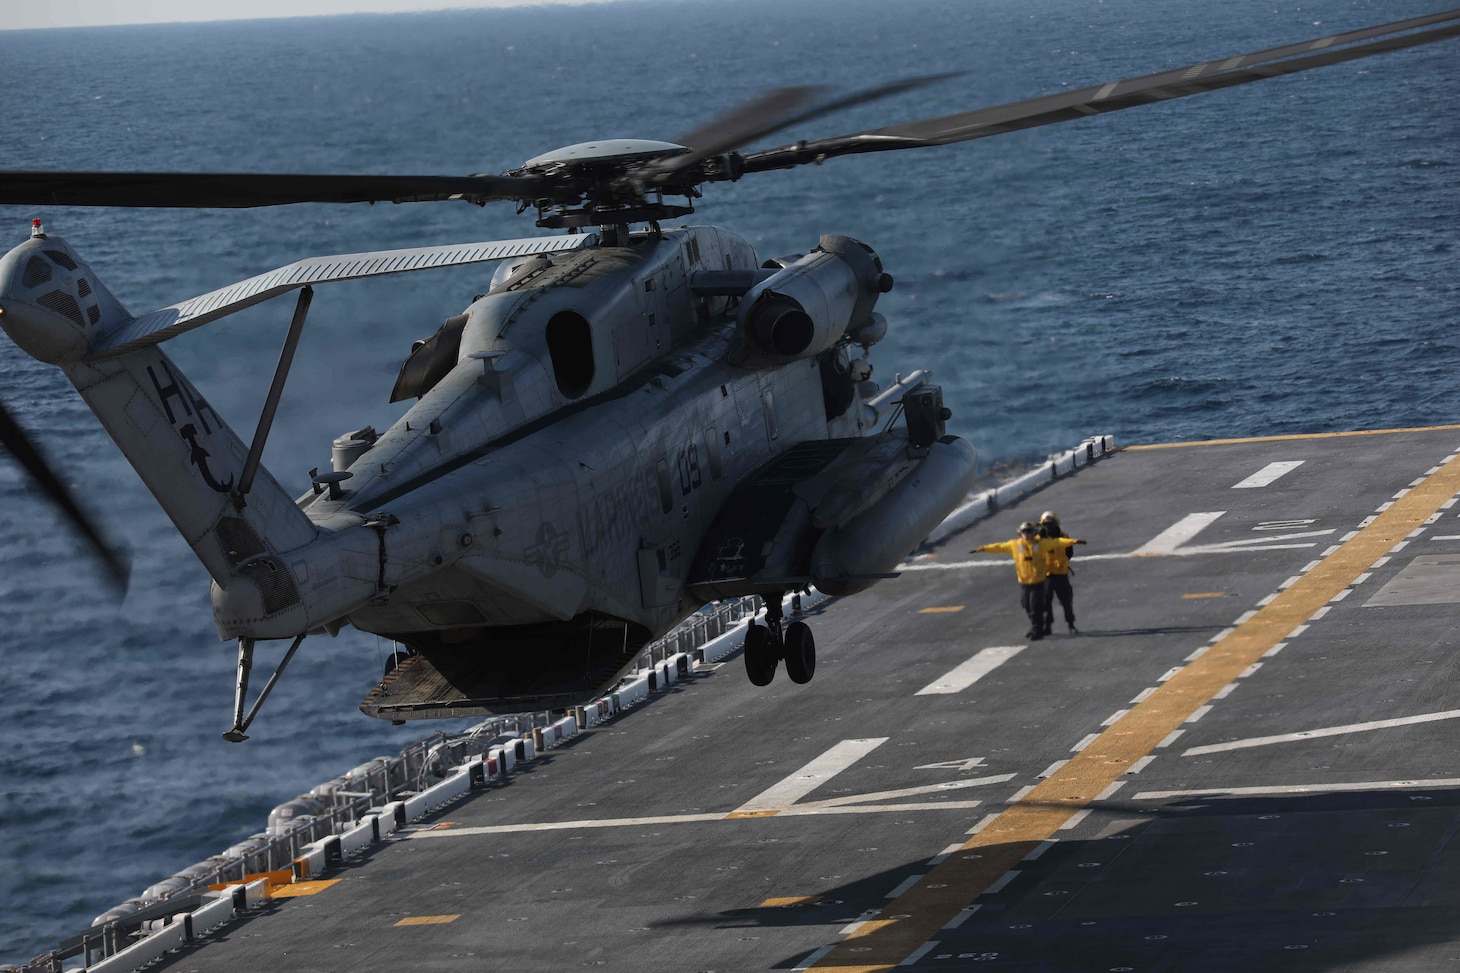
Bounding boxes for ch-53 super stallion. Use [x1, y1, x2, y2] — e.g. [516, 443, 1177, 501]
[0, 9, 1455, 740]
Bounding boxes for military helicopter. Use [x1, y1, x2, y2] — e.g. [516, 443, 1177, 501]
[1, 9, 1455, 740]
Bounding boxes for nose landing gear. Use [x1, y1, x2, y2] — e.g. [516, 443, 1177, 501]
[742, 592, 816, 687]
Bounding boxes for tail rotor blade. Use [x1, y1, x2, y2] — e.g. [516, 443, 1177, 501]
[0, 399, 129, 591]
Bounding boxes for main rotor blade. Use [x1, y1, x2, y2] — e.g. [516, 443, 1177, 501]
[739, 9, 1460, 173]
[665, 85, 826, 167]
[0, 171, 545, 209]
[646, 74, 960, 184]
[0, 399, 128, 590]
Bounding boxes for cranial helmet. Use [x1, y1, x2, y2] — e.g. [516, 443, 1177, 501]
[1019, 521, 1038, 533]
[1040, 510, 1058, 523]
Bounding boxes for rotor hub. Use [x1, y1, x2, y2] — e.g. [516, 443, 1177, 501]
[516, 139, 690, 173]
[510, 139, 700, 229]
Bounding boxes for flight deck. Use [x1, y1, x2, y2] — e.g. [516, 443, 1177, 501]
[93, 426, 1460, 971]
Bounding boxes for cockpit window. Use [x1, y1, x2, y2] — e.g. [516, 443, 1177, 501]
[546, 310, 594, 398]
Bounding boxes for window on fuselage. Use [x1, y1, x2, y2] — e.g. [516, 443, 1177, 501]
[546, 310, 594, 398]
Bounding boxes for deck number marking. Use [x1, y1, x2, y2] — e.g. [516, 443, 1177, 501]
[1132, 512, 1334, 556]
[1255, 519, 1317, 531]
[916, 758, 988, 772]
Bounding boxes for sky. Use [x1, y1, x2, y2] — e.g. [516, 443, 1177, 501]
[1, 0, 612, 32]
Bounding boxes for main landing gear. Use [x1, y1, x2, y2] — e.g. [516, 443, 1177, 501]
[743, 592, 816, 687]
[221, 634, 305, 743]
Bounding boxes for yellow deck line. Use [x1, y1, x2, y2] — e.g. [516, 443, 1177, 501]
[394, 914, 461, 926]
[271, 879, 340, 898]
[762, 895, 821, 907]
[810, 449, 1460, 972]
[1128, 423, 1460, 450]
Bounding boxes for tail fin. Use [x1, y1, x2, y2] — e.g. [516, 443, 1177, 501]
[0, 233, 317, 586]
[64, 346, 318, 582]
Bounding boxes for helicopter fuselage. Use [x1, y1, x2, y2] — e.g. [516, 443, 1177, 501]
[0, 223, 977, 716]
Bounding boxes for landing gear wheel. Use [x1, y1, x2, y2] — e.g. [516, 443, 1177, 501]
[783, 621, 816, 684]
[743, 622, 777, 686]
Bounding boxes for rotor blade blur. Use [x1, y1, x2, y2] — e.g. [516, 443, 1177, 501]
[0, 171, 545, 208]
[0, 398, 129, 590]
[647, 74, 960, 184]
[636, 85, 823, 185]
[667, 85, 825, 165]
[739, 9, 1460, 173]
[767, 72, 964, 139]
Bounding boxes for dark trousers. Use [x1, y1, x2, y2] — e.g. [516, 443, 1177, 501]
[1044, 573, 1074, 626]
[1020, 582, 1046, 634]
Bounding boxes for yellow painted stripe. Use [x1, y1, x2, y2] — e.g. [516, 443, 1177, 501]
[1128, 423, 1460, 450]
[271, 879, 341, 898]
[811, 451, 1460, 972]
[919, 606, 965, 614]
[1181, 592, 1227, 599]
[761, 895, 820, 907]
[395, 914, 461, 926]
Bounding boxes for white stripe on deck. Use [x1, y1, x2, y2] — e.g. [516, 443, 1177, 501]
[732, 738, 887, 812]
[886, 874, 925, 898]
[915, 646, 1025, 695]
[793, 945, 836, 971]
[1135, 778, 1460, 801]
[1130, 512, 1225, 555]
[785, 774, 1016, 810]
[901, 940, 940, 966]
[405, 793, 993, 838]
[1183, 709, 1460, 756]
[1181, 528, 1335, 553]
[1232, 460, 1305, 488]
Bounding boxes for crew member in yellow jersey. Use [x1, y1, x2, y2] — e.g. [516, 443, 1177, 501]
[972, 520, 1085, 640]
[1039, 510, 1078, 635]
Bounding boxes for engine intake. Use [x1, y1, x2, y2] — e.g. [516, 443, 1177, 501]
[730, 234, 890, 368]
[746, 297, 815, 357]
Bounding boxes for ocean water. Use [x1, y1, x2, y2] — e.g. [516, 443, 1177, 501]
[0, 0, 1456, 962]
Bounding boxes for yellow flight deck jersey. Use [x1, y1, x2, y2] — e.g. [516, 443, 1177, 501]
[1044, 532, 1073, 576]
[976, 536, 1080, 585]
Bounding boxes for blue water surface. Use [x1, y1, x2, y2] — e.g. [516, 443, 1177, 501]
[0, 0, 1456, 961]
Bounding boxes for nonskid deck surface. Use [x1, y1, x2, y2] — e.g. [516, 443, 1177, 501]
[157, 427, 1460, 972]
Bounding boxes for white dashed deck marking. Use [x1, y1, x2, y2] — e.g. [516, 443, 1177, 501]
[915, 646, 1025, 695]
[1232, 460, 1305, 488]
